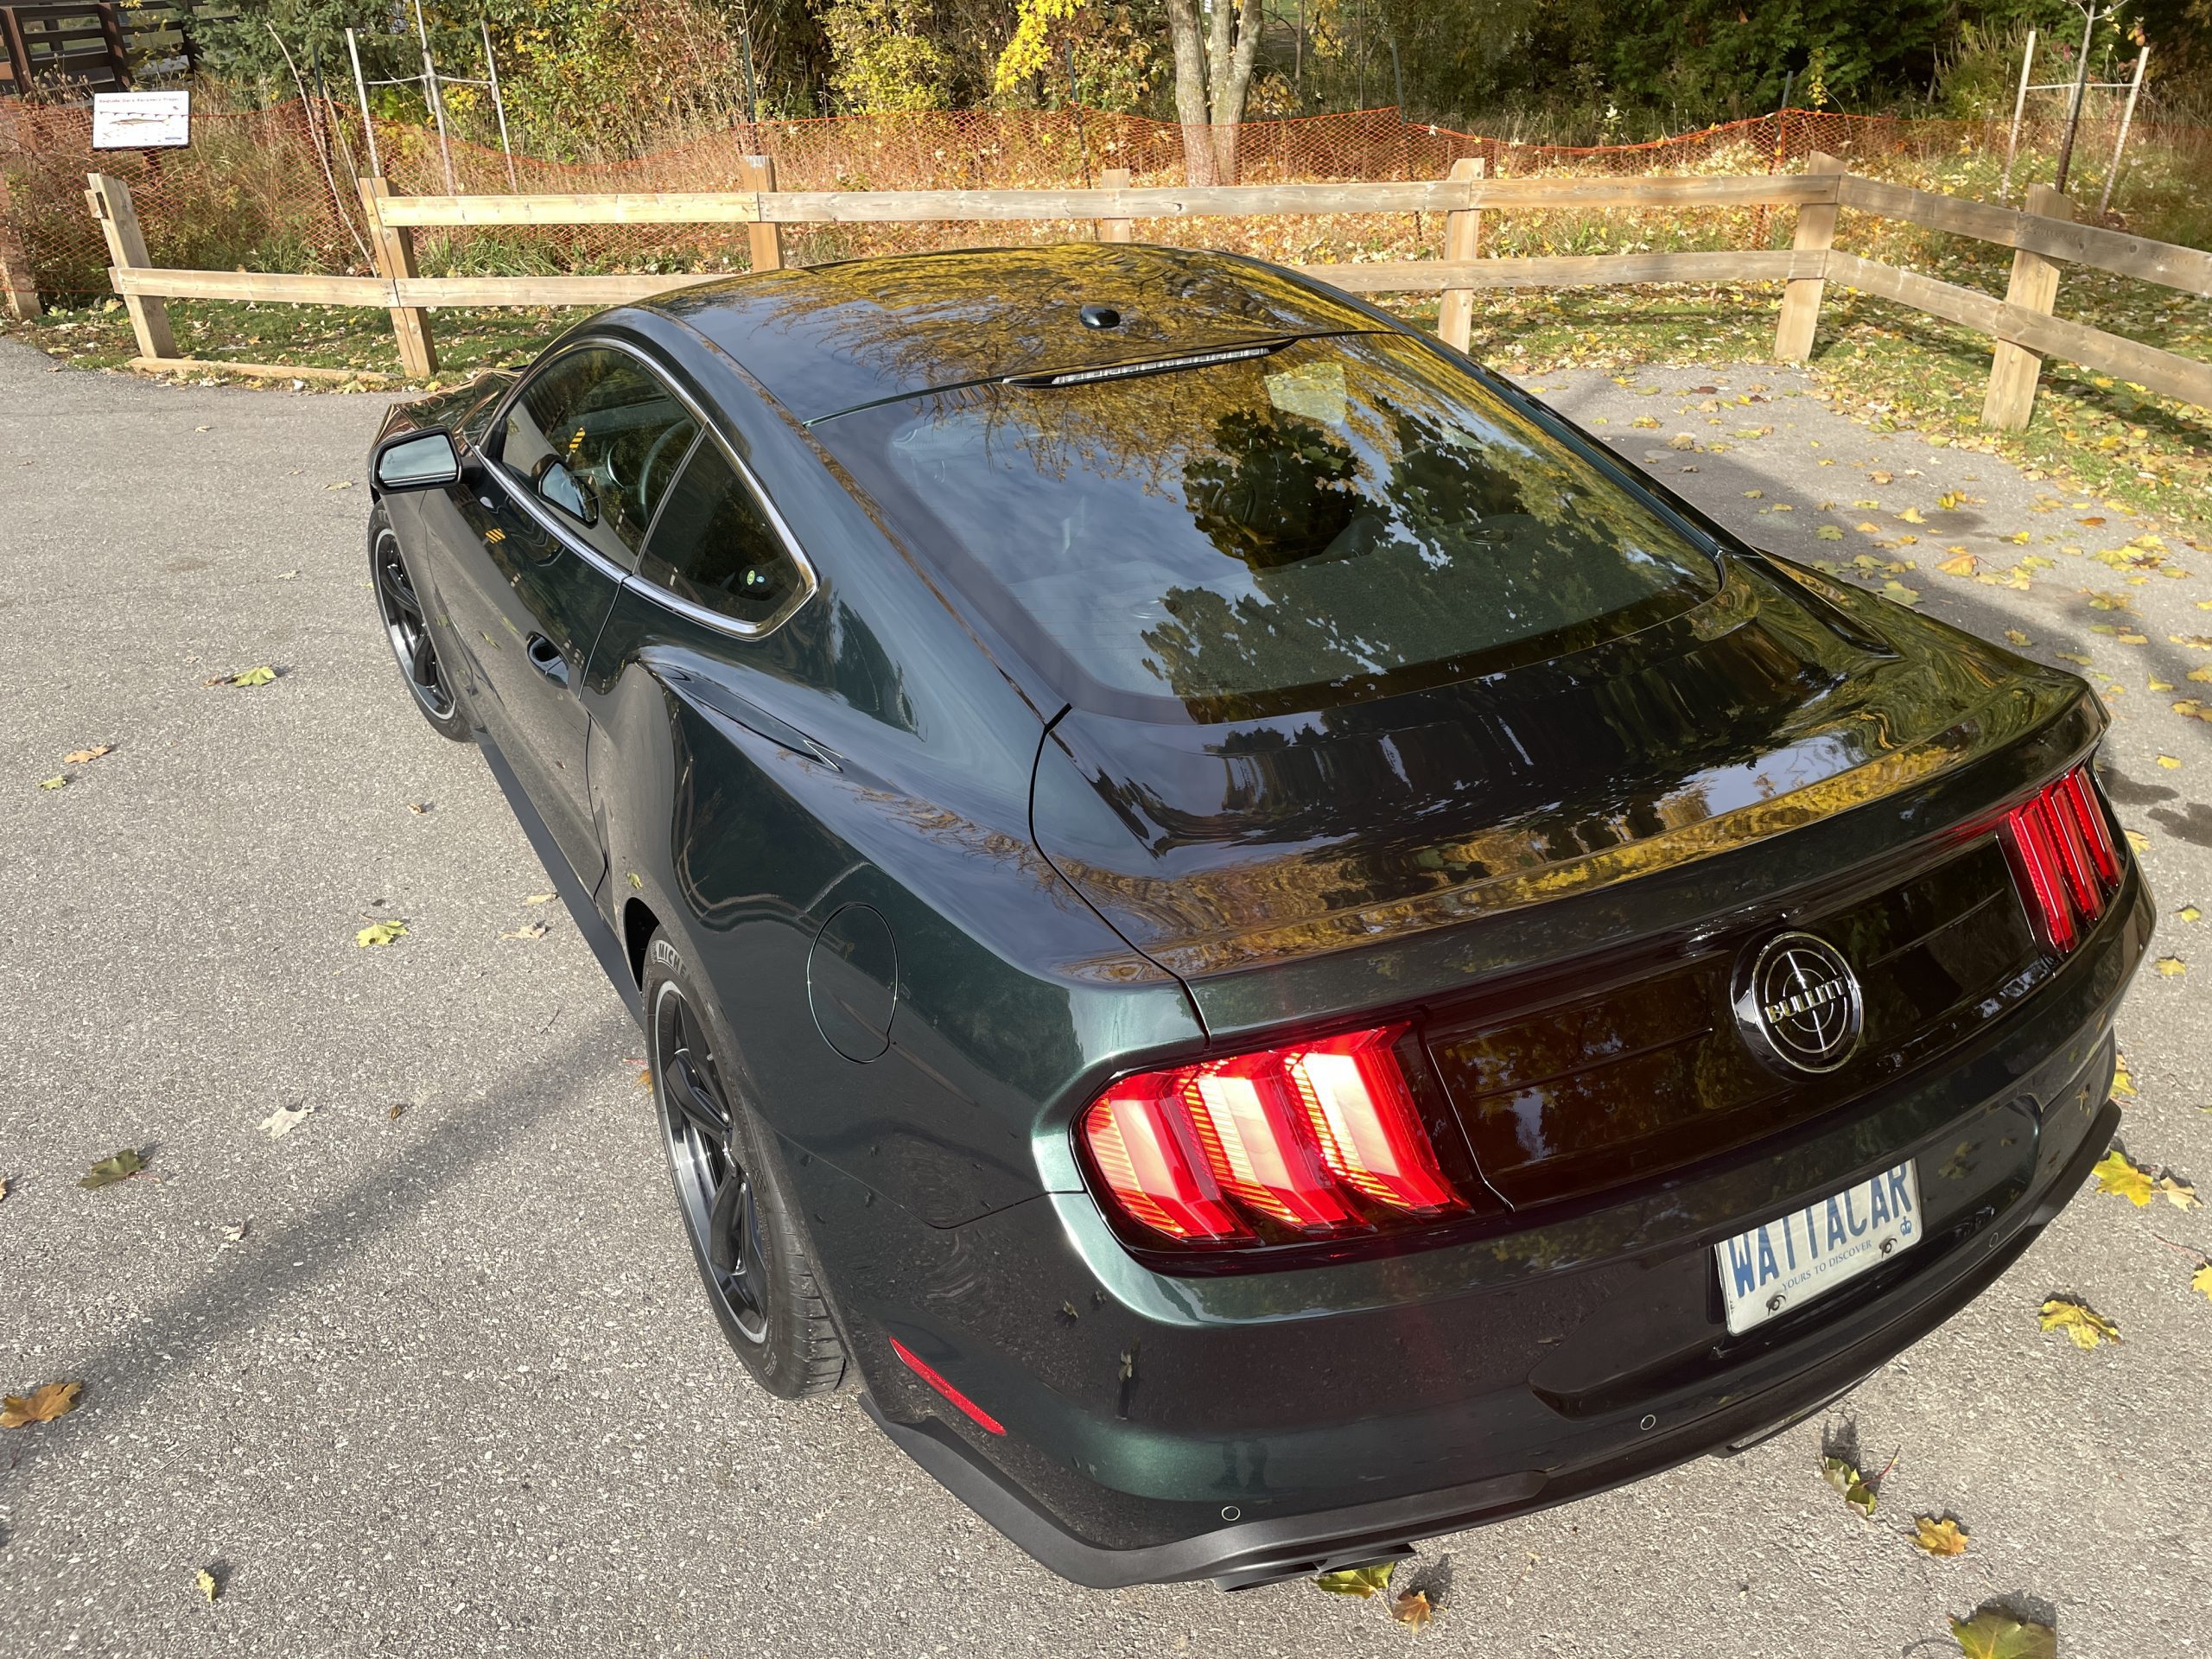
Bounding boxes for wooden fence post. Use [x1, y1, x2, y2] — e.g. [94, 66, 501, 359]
[1981, 181, 2073, 431]
[1773, 151, 1845, 362]
[1435, 156, 1485, 352]
[1097, 166, 1133, 242]
[84, 173, 175, 359]
[740, 155, 784, 272]
[0, 175, 41, 320]
[359, 176, 437, 379]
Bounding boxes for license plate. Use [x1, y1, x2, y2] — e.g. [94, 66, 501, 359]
[1716, 1160, 1923, 1336]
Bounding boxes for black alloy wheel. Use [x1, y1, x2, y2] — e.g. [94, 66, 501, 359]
[641, 931, 847, 1397]
[654, 977, 772, 1345]
[371, 508, 468, 741]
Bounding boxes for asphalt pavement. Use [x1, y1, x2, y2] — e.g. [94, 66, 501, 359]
[3, 334, 2209, 1658]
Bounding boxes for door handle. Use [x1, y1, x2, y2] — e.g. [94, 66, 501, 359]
[525, 633, 570, 686]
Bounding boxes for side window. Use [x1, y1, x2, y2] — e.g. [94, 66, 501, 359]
[636, 440, 810, 631]
[500, 346, 697, 565]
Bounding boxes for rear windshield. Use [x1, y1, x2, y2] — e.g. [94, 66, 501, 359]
[817, 334, 1719, 720]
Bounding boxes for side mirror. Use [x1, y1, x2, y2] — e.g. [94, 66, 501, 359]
[373, 428, 462, 491]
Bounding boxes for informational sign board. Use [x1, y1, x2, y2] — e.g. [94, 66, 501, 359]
[92, 92, 192, 150]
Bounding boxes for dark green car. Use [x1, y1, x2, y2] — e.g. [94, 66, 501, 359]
[365, 245, 2147, 1588]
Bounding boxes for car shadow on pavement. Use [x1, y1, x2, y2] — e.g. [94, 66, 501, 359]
[8, 1028, 611, 1480]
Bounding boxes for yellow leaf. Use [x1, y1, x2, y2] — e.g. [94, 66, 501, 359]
[1314, 1561, 1395, 1598]
[0, 1380, 82, 1427]
[2038, 1295, 2120, 1350]
[2092, 1148, 2155, 1206]
[2158, 1173, 2199, 1211]
[2158, 754, 2182, 768]
[523, 893, 556, 906]
[1391, 1589, 1434, 1627]
[37, 775, 66, 791]
[1911, 1516, 1969, 1557]
[228, 665, 276, 688]
[2112, 1054, 2135, 1095]
[2005, 629, 2031, 646]
[2193, 1263, 2212, 1303]
[2181, 905, 2202, 922]
[1936, 553, 1977, 577]
[2006, 531, 2032, 544]
[1950, 1607, 2057, 1659]
[356, 921, 408, 948]
[79, 1148, 145, 1189]
[2127, 830, 2150, 851]
[1898, 506, 1928, 524]
[196, 1568, 219, 1603]
[2157, 956, 2187, 976]
[1820, 1455, 1878, 1517]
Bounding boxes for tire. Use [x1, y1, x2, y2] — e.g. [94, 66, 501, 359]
[369, 501, 470, 743]
[643, 928, 848, 1398]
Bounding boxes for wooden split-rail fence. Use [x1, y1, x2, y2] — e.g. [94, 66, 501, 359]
[74, 151, 2212, 430]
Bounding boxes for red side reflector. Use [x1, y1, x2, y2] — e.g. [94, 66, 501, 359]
[1080, 1022, 1462, 1249]
[1999, 764, 2123, 956]
[888, 1338, 1005, 1435]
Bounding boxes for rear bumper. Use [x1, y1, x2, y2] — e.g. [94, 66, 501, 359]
[822, 863, 2146, 1589]
[864, 1090, 2118, 1587]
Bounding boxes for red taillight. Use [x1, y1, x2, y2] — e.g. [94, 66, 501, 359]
[2000, 764, 2123, 955]
[1080, 1023, 1462, 1248]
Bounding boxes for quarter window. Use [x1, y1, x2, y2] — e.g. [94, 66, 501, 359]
[636, 440, 808, 630]
[501, 346, 698, 564]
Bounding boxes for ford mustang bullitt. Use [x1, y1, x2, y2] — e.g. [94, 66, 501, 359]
[364, 245, 2149, 1589]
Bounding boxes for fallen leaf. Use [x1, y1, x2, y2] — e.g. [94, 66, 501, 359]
[1870, 471, 1894, 485]
[62, 744, 113, 766]
[523, 893, 555, 906]
[2156, 957, 2187, 976]
[196, 1567, 219, 1603]
[406, 802, 428, 815]
[2127, 830, 2151, 852]
[275, 569, 301, 581]
[219, 1221, 248, 1245]
[2181, 905, 2202, 923]
[1898, 505, 1928, 524]
[1391, 1588, 1434, 1627]
[2079, 516, 2107, 527]
[0, 1380, 82, 1427]
[1815, 525, 1844, 540]
[227, 666, 276, 688]
[324, 479, 353, 490]
[2038, 1295, 2120, 1350]
[501, 923, 549, 942]
[2093, 1148, 2156, 1206]
[37, 775, 67, 790]
[2004, 629, 2031, 646]
[2157, 1173, 2199, 1211]
[1315, 1562, 1395, 1598]
[258, 1103, 312, 1139]
[2158, 754, 2182, 768]
[1912, 1516, 1969, 1558]
[2006, 531, 2032, 544]
[389, 1102, 407, 1121]
[1821, 1455, 1878, 1518]
[2193, 1263, 2212, 1303]
[1936, 553, 1978, 577]
[356, 921, 408, 948]
[79, 1149, 145, 1189]
[1949, 1607, 2056, 1659]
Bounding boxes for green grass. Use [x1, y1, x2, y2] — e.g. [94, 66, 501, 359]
[3, 299, 593, 388]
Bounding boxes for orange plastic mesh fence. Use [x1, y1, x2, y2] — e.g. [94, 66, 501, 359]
[3, 100, 2205, 304]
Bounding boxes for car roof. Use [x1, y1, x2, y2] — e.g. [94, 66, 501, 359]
[644, 245, 1382, 424]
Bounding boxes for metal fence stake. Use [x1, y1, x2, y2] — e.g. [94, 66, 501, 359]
[2098, 48, 2147, 218]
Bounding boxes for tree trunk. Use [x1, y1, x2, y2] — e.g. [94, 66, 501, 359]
[1207, 0, 1262, 185]
[1165, 0, 1217, 187]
